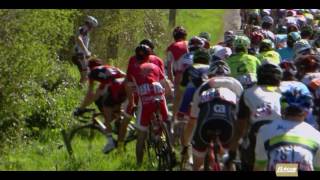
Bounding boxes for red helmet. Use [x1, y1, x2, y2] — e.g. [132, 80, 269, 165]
[250, 31, 264, 45]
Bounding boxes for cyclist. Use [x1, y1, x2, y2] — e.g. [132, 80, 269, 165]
[125, 44, 165, 120]
[293, 39, 314, 59]
[132, 60, 173, 167]
[210, 46, 232, 63]
[72, 16, 99, 84]
[257, 39, 281, 64]
[166, 26, 188, 125]
[73, 58, 128, 153]
[184, 60, 243, 170]
[226, 35, 261, 89]
[279, 61, 318, 129]
[175, 48, 210, 149]
[301, 25, 314, 41]
[249, 27, 264, 55]
[261, 15, 276, 42]
[227, 62, 283, 171]
[255, 87, 320, 171]
[277, 31, 301, 61]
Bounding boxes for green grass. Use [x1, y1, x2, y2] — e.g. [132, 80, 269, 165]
[0, 9, 226, 171]
[176, 9, 225, 44]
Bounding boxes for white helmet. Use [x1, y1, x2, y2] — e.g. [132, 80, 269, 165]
[86, 16, 99, 27]
[294, 39, 312, 55]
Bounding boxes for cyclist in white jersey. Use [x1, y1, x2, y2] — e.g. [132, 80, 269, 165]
[72, 16, 98, 84]
[181, 60, 243, 170]
[227, 62, 283, 171]
[255, 86, 320, 171]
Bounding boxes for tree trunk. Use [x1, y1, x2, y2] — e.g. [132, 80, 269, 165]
[169, 9, 177, 28]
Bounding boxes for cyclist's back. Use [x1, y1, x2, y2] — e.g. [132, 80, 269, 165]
[256, 119, 320, 171]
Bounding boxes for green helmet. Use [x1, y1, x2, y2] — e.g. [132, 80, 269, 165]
[199, 32, 211, 41]
[193, 48, 210, 64]
[233, 35, 251, 49]
[260, 39, 275, 51]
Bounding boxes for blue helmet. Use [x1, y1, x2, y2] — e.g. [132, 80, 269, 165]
[281, 86, 313, 113]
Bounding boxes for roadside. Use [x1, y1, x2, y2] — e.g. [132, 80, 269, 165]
[219, 9, 242, 42]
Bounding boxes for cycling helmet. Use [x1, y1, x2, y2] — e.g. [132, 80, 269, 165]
[277, 25, 288, 34]
[293, 39, 312, 55]
[261, 9, 271, 17]
[193, 48, 210, 64]
[248, 11, 260, 25]
[279, 60, 298, 79]
[281, 87, 314, 114]
[213, 46, 232, 60]
[301, 25, 314, 38]
[208, 60, 231, 76]
[262, 15, 274, 25]
[233, 35, 250, 49]
[288, 31, 301, 41]
[88, 58, 103, 70]
[139, 39, 154, 50]
[135, 44, 152, 61]
[199, 32, 211, 41]
[260, 39, 275, 51]
[200, 37, 210, 49]
[295, 55, 320, 73]
[287, 23, 299, 33]
[173, 26, 187, 40]
[86, 16, 99, 27]
[250, 31, 264, 45]
[286, 10, 296, 17]
[188, 36, 205, 51]
[257, 62, 283, 86]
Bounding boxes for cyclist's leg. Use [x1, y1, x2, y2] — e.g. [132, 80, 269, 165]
[118, 100, 132, 148]
[192, 143, 208, 171]
[172, 72, 183, 121]
[135, 100, 154, 166]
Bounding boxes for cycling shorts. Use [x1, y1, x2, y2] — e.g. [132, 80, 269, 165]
[135, 95, 169, 132]
[179, 86, 197, 115]
[95, 82, 127, 111]
[192, 99, 236, 157]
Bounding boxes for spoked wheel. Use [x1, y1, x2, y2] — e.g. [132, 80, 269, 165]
[146, 136, 158, 170]
[61, 123, 109, 158]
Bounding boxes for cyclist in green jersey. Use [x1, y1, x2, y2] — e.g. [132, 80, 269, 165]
[226, 35, 261, 89]
[257, 39, 281, 64]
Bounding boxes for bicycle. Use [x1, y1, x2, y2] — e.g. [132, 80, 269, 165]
[61, 108, 137, 158]
[145, 98, 177, 171]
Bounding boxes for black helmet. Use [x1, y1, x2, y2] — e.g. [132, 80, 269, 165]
[139, 39, 154, 50]
[257, 62, 283, 86]
[188, 36, 205, 52]
[277, 25, 288, 34]
[135, 44, 151, 61]
[173, 26, 187, 40]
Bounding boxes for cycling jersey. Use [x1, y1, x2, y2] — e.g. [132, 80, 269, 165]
[261, 30, 276, 42]
[239, 85, 282, 125]
[74, 25, 90, 55]
[129, 62, 168, 131]
[190, 76, 243, 119]
[89, 65, 125, 90]
[179, 63, 209, 115]
[277, 47, 294, 61]
[180, 64, 209, 88]
[89, 65, 126, 108]
[166, 40, 188, 73]
[257, 50, 281, 64]
[226, 52, 261, 88]
[126, 55, 165, 87]
[256, 119, 320, 171]
[173, 51, 195, 74]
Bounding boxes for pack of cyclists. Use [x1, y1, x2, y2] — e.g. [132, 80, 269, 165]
[72, 9, 320, 171]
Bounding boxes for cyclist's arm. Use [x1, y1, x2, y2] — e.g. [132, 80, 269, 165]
[166, 51, 174, 83]
[76, 33, 90, 57]
[254, 127, 268, 171]
[79, 80, 104, 109]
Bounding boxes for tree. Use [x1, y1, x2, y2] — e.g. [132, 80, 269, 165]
[169, 9, 177, 28]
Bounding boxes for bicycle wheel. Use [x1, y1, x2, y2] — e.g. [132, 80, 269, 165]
[146, 130, 159, 170]
[62, 123, 109, 158]
[157, 122, 176, 171]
